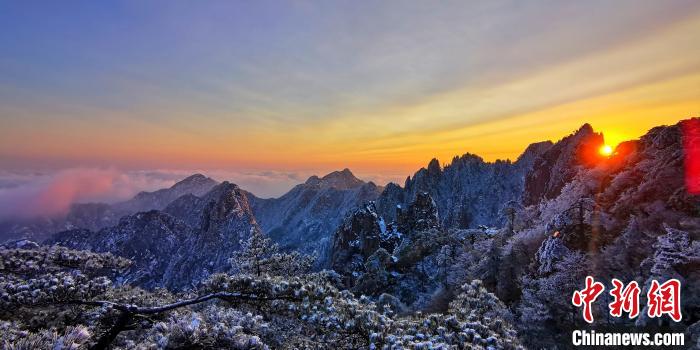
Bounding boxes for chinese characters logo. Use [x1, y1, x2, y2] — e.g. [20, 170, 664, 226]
[572, 276, 682, 323]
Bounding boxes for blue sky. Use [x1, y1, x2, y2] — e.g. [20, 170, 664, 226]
[1, 0, 699, 197]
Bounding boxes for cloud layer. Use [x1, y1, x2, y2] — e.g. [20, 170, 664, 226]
[0, 167, 399, 220]
[0, 169, 176, 220]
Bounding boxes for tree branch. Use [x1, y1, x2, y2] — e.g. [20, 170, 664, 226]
[66, 291, 301, 315]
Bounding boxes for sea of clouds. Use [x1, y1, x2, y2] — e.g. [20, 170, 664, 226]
[0, 168, 401, 220]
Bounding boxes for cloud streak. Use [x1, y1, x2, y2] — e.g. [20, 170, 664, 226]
[0, 1, 698, 199]
[0, 169, 176, 220]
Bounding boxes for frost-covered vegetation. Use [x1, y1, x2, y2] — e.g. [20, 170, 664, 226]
[0, 238, 522, 349]
[325, 120, 700, 348]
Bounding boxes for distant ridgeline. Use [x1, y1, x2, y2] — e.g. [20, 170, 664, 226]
[1, 118, 698, 348]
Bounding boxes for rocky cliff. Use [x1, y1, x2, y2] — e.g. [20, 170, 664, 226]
[49, 181, 258, 290]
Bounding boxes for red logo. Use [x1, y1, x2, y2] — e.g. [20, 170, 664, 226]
[609, 278, 640, 319]
[647, 279, 682, 322]
[572, 276, 605, 323]
[572, 277, 682, 323]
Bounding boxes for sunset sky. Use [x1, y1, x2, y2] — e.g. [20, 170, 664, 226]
[1, 0, 700, 198]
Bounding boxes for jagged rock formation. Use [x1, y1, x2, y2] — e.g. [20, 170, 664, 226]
[328, 202, 385, 278]
[518, 119, 698, 270]
[165, 182, 260, 289]
[328, 193, 442, 277]
[328, 191, 457, 307]
[49, 182, 258, 290]
[523, 124, 603, 205]
[374, 145, 550, 230]
[533, 119, 698, 253]
[597, 121, 697, 229]
[327, 125, 604, 282]
[247, 169, 382, 265]
[325, 120, 700, 318]
[396, 192, 440, 232]
[510, 119, 700, 347]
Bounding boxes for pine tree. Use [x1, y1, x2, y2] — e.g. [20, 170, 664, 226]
[230, 229, 314, 277]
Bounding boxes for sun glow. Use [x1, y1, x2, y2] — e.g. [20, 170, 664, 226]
[599, 144, 614, 157]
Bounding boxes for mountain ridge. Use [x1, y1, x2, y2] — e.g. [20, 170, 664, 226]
[0, 174, 218, 242]
[247, 169, 383, 265]
[49, 181, 259, 290]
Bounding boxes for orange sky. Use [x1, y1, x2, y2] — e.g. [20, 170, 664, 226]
[1, 2, 699, 187]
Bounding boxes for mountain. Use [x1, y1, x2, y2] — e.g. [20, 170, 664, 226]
[165, 182, 260, 288]
[46, 211, 195, 289]
[43, 168, 382, 283]
[0, 216, 69, 246]
[329, 192, 440, 284]
[324, 122, 669, 301]
[373, 140, 556, 231]
[67, 173, 219, 231]
[0, 174, 218, 242]
[510, 119, 699, 346]
[522, 123, 604, 205]
[113, 174, 218, 214]
[322, 119, 699, 346]
[49, 181, 258, 290]
[247, 168, 383, 265]
[46, 169, 380, 285]
[23, 119, 700, 348]
[369, 124, 604, 232]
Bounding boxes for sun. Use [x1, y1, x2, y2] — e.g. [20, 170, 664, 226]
[599, 144, 613, 157]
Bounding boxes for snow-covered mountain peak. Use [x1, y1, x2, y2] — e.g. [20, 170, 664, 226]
[305, 168, 365, 190]
[172, 173, 217, 189]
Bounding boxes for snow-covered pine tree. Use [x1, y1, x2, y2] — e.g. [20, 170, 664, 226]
[230, 228, 314, 277]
